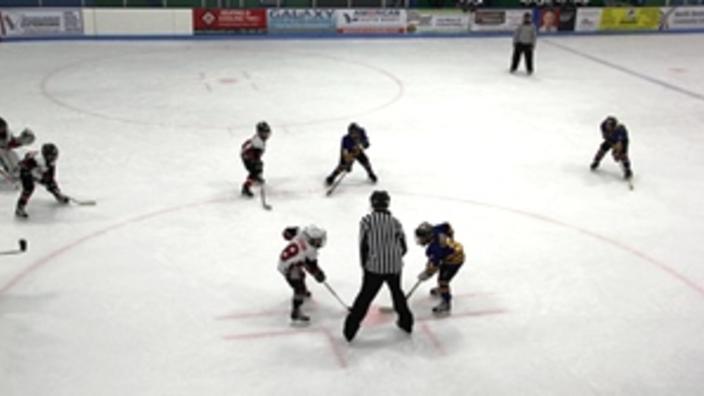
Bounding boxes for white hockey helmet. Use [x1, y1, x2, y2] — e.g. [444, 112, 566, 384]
[19, 128, 35, 145]
[302, 224, 326, 249]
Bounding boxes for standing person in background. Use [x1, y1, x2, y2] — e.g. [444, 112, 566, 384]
[240, 121, 271, 198]
[510, 12, 537, 75]
[343, 191, 413, 342]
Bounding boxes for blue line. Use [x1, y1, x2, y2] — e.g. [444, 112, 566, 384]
[544, 39, 704, 102]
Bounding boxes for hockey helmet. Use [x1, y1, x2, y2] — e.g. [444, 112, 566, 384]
[0, 117, 6, 129]
[256, 121, 271, 140]
[0, 117, 6, 137]
[415, 222, 434, 245]
[20, 129, 35, 145]
[348, 122, 364, 136]
[41, 143, 59, 163]
[603, 116, 618, 130]
[302, 225, 327, 249]
[370, 190, 390, 211]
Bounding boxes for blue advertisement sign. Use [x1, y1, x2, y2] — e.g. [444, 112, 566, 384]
[267, 9, 336, 34]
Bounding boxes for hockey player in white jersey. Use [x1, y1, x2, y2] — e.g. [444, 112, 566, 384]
[0, 117, 35, 182]
[240, 121, 271, 197]
[278, 225, 327, 323]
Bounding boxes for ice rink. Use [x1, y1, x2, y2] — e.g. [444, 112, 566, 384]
[1, 33, 704, 395]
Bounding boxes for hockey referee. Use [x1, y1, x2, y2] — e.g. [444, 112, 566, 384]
[343, 190, 414, 342]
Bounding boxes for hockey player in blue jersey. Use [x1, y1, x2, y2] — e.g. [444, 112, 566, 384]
[325, 123, 377, 186]
[415, 222, 465, 315]
[590, 116, 633, 180]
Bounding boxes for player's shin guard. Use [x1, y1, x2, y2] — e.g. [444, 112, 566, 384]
[325, 169, 341, 186]
[433, 284, 452, 314]
[241, 180, 254, 197]
[591, 148, 608, 170]
[621, 158, 633, 179]
[291, 296, 309, 322]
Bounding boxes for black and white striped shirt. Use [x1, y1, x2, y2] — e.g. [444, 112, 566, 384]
[359, 210, 407, 274]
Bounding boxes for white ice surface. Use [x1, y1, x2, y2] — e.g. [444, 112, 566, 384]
[1, 34, 703, 396]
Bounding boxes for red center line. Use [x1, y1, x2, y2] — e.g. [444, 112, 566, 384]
[420, 322, 446, 356]
[321, 327, 348, 368]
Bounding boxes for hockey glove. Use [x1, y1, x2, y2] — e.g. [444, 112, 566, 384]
[283, 226, 299, 241]
[54, 193, 70, 204]
[314, 270, 326, 283]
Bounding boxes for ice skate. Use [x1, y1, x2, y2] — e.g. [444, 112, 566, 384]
[290, 308, 310, 325]
[14, 206, 28, 219]
[241, 184, 254, 198]
[432, 300, 451, 315]
[325, 174, 335, 186]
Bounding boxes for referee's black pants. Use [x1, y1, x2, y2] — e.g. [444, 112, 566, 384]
[510, 43, 534, 74]
[344, 270, 414, 341]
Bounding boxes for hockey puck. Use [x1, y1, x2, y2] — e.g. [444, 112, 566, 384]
[18, 239, 27, 251]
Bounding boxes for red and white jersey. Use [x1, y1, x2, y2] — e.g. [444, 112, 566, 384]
[277, 235, 319, 275]
[240, 134, 266, 162]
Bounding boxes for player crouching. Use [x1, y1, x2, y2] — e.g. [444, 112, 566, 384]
[278, 225, 328, 324]
[325, 122, 377, 187]
[590, 116, 633, 181]
[415, 222, 465, 315]
[15, 143, 69, 219]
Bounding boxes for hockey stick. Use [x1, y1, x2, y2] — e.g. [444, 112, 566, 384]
[325, 172, 347, 197]
[259, 183, 272, 211]
[68, 196, 97, 206]
[323, 281, 351, 312]
[379, 279, 422, 313]
[0, 239, 28, 256]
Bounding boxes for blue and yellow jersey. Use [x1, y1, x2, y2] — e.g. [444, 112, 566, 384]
[425, 224, 465, 266]
[341, 130, 369, 152]
[600, 123, 629, 145]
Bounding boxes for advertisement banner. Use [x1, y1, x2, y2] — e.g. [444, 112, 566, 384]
[406, 10, 470, 34]
[557, 6, 577, 32]
[193, 9, 266, 34]
[0, 8, 83, 37]
[537, 8, 560, 33]
[471, 9, 526, 32]
[336, 9, 406, 34]
[575, 8, 603, 32]
[599, 7, 661, 31]
[659, 7, 704, 31]
[267, 9, 336, 34]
